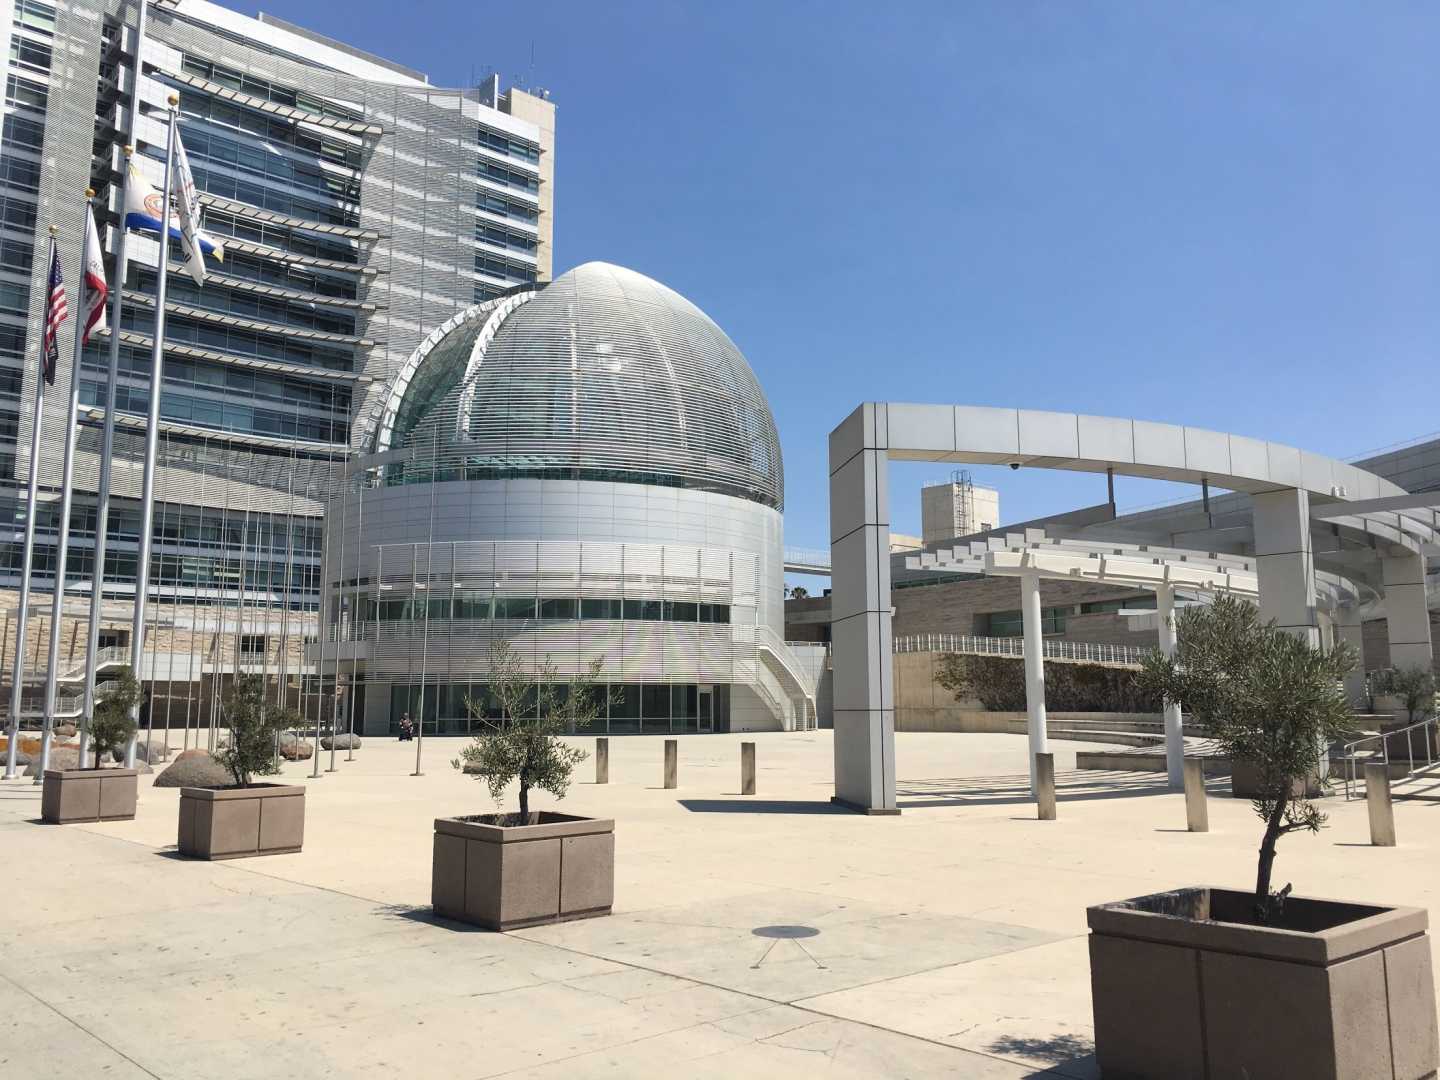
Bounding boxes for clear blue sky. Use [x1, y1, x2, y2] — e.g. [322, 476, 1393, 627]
[238, 0, 1439, 558]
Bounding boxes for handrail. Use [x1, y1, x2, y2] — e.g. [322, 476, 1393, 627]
[20, 645, 130, 685]
[1340, 712, 1439, 800]
[892, 633, 1147, 669]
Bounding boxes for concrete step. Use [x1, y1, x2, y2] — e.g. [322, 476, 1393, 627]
[1052, 729, 1164, 749]
[1045, 718, 1206, 739]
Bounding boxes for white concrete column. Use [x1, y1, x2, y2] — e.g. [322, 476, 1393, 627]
[829, 404, 898, 814]
[1252, 488, 1319, 646]
[1334, 605, 1368, 709]
[1382, 552, 1433, 674]
[1020, 572, 1049, 795]
[1156, 583, 1184, 790]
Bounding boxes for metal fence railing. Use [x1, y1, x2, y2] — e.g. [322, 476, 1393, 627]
[1340, 713, 1440, 800]
[892, 633, 1147, 669]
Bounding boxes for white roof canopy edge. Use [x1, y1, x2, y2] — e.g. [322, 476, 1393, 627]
[829, 403, 1405, 505]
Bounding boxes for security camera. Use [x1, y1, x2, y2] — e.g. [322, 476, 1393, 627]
[1008, 461, 1021, 471]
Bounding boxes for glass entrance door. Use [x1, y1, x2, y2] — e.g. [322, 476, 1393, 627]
[697, 687, 713, 734]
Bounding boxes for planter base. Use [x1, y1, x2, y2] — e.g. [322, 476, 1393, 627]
[433, 812, 614, 931]
[1229, 761, 1326, 799]
[41, 768, 138, 823]
[1088, 886, 1438, 1079]
[178, 784, 305, 860]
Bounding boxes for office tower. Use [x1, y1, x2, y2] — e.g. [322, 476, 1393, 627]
[0, 0, 553, 719]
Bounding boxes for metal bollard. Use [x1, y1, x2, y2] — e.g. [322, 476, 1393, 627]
[664, 739, 678, 789]
[1183, 758, 1209, 833]
[1035, 752, 1056, 820]
[741, 741, 756, 795]
[1365, 763, 1396, 847]
[595, 738, 609, 784]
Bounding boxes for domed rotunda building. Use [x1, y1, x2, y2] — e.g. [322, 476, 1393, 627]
[322, 262, 820, 736]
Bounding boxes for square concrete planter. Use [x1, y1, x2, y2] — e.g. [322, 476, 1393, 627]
[1229, 760, 1325, 799]
[177, 784, 305, 860]
[432, 812, 613, 931]
[40, 768, 138, 823]
[1088, 886, 1438, 1079]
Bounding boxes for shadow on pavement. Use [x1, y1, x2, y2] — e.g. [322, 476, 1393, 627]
[988, 1032, 1098, 1079]
[678, 798, 847, 815]
[374, 902, 491, 933]
[897, 771, 1171, 808]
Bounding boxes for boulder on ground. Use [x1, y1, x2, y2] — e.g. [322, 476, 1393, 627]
[154, 752, 232, 789]
[53, 722, 77, 737]
[279, 739, 313, 761]
[320, 733, 360, 751]
[23, 751, 151, 776]
[111, 739, 169, 764]
[23, 746, 82, 775]
[5, 749, 32, 767]
[22, 744, 154, 775]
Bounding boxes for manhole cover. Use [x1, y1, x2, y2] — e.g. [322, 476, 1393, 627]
[751, 924, 820, 939]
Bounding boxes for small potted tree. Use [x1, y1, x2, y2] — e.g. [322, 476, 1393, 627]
[433, 640, 613, 930]
[41, 668, 141, 824]
[1373, 666, 1438, 761]
[1086, 596, 1437, 1079]
[178, 674, 306, 860]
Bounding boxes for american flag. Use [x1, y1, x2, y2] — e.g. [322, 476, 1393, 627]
[42, 237, 66, 386]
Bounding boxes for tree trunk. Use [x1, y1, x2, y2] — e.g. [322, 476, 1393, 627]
[518, 763, 529, 823]
[1254, 787, 1289, 921]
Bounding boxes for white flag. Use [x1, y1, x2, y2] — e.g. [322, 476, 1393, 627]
[81, 204, 108, 343]
[171, 129, 224, 285]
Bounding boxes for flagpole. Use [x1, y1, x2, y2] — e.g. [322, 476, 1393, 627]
[35, 193, 98, 779]
[3, 234, 56, 781]
[80, 0, 147, 772]
[123, 97, 178, 769]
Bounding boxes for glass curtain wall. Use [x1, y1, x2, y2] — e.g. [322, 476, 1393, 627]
[387, 681, 725, 736]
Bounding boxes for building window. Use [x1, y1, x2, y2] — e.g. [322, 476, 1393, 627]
[580, 597, 621, 620]
[539, 597, 576, 619]
[239, 634, 267, 654]
[982, 607, 1066, 637]
[494, 596, 537, 620]
[387, 680, 727, 736]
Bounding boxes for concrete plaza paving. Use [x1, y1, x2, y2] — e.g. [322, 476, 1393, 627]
[3, 730, 1438, 1078]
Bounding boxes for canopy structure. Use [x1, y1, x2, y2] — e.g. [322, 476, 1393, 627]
[828, 403, 1431, 814]
[904, 528, 1374, 786]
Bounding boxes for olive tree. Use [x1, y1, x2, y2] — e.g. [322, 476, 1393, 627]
[89, 667, 141, 767]
[1137, 595, 1355, 924]
[454, 638, 609, 823]
[213, 674, 298, 787]
[1372, 666, 1436, 725]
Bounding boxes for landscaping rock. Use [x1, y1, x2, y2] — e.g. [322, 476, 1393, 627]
[54, 723, 77, 737]
[23, 751, 149, 776]
[320, 733, 360, 751]
[5, 748, 31, 767]
[112, 739, 169, 764]
[153, 752, 233, 789]
[23, 746, 82, 776]
[279, 739, 313, 761]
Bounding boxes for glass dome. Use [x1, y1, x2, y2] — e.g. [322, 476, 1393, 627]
[372, 262, 784, 510]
